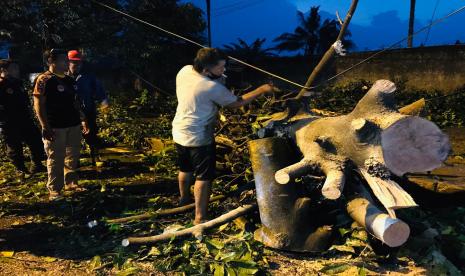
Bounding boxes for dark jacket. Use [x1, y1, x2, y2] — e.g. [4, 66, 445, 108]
[69, 71, 107, 114]
[0, 77, 33, 127]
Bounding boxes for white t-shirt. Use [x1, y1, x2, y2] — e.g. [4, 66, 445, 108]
[172, 65, 238, 147]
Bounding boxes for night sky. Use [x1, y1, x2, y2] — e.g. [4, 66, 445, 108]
[187, 0, 465, 51]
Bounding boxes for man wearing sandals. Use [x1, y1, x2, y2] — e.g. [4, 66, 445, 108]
[33, 49, 89, 200]
[172, 48, 277, 224]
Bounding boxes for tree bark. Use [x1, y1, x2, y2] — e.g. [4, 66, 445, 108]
[274, 80, 450, 208]
[249, 137, 333, 252]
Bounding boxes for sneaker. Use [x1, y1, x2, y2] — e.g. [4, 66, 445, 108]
[30, 163, 47, 174]
[49, 191, 64, 201]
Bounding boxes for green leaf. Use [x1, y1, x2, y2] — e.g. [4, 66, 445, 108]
[228, 260, 258, 275]
[116, 266, 139, 276]
[218, 223, 229, 232]
[320, 263, 351, 274]
[358, 266, 367, 276]
[206, 238, 225, 250]
[182, 242, 191, 257]
[211, 263, 225, 276]
[329, 245, 355, 254]
[225, 266, 237, 276]
[351, 230, 368, 241]
[148, 246, 161, 256]
[338, 227, 351, 237]
[345, 238, 367, 248]
[89, 255, 102, 270]
[216, 251, 239, 262]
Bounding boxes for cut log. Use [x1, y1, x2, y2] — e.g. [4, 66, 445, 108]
[381, 116, 450, 176]
[321, 168, 346, 200]
[122, 203, 256, 246]
[347, 184, 411, 247]
[250, 137, 333, 252]
[275, 158, 316, 184]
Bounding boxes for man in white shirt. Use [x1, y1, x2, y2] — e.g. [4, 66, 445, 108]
[172, 48, 276, 224]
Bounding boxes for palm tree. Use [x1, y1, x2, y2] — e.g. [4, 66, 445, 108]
[273, 6, 321, 56]
[273, 6, 354, 56]
[222, 38, 275, 62]
[317, 19, 354, 55]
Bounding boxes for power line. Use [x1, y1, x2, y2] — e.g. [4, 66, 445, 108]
[423, 0, 440, 45]
[90, 0, 465, 92]
[316, 3, 465, 88]
[90, 0, 313, 90]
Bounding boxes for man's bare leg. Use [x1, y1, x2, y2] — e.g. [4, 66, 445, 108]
[194, 179, 211, 224]
[178, 171, 194, 205]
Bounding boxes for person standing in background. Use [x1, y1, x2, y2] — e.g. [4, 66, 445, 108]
[33, 49, 89, 200]
[0, 59, 46, 175]
[67, 50, 109, 166]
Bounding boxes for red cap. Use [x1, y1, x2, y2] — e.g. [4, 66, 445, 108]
[68, 50, 82, 61]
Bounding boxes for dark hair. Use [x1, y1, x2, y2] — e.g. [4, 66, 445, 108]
[193, 48, 227, 73]
[43, 49, 67, 64]
[0, 59, 14, 70]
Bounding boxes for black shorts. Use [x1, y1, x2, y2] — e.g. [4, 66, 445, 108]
[175, 143, 216, 181]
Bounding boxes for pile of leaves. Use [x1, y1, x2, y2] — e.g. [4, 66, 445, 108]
[98, 89, 176, 149]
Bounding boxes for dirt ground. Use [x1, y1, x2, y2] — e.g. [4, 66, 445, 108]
[1, 130, 465, 275]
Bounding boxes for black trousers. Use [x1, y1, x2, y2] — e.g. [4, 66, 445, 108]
[83, 110, 99, 148]
[2, 121, 45, 168]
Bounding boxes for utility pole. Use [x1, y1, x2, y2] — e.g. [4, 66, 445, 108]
[408, 0, 416, 47]
[206, 0, 212, 47]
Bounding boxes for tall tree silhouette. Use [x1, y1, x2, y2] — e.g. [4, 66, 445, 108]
[223, 38, 275, 62]
[273, 6, 353, 56]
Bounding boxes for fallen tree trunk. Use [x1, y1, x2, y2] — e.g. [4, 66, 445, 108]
[121, 203, 256, 246]
[346, 182, 410, 247]
[252, 80, 450, 249]
[274, 80, 450, 211]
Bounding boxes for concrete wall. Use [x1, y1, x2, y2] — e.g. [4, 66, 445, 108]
[333, 45, 465, 93]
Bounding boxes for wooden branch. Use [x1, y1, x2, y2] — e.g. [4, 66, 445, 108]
[275, 158, 316, 184]
[296, 0, 359, 98]
[106, 195, 226, 224]
[321, 169, 346, 200]
[399, 98, 426, 116]
[359, 168, 417, 218]
[347, 186, 410, 247]
[122, 204, 257, 246]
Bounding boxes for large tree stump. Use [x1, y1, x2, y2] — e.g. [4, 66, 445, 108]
[249, 137, 332, 252]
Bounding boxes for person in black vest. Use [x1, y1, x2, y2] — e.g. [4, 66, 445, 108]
[33, 49, 89, 200]
[0, 59, 46, 175]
